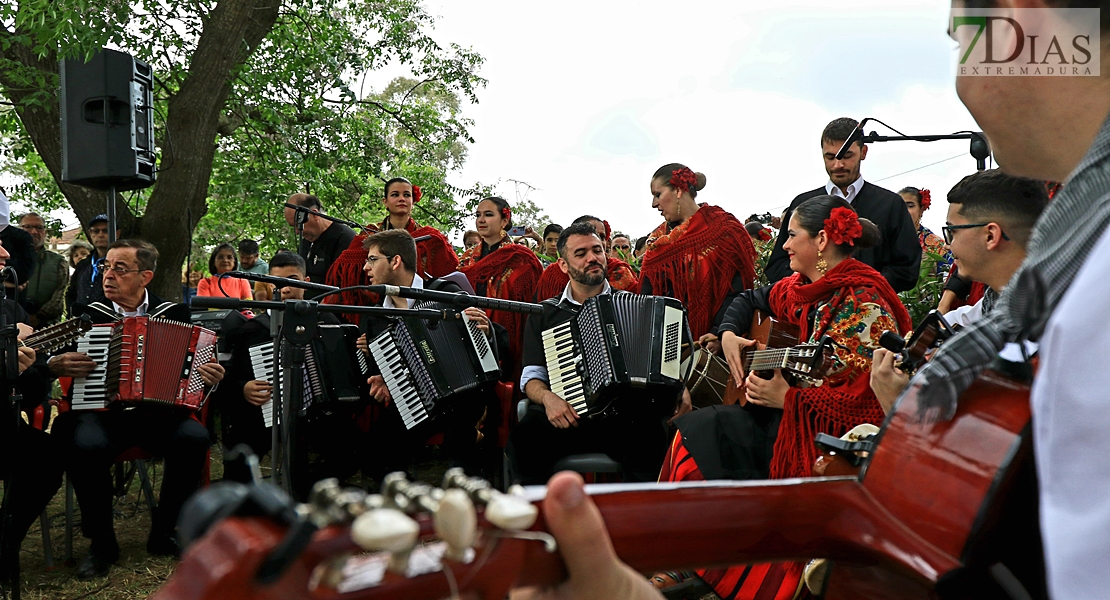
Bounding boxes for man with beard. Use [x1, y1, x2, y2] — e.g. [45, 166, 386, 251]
[508, 222, 677, 485]
[764, 118, 921, 292]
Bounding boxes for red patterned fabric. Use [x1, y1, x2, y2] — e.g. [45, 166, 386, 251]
[458, 241, 543, 363]
[533, 258, 640, 301]
[640, 204, 757, 338]
[767, 258, 910, 480]
[324, 218, 459, 324]
[660, 435, 808, 600]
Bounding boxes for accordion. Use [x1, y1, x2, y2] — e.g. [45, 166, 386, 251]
[249, 324, 371, 428]
[71, 317, 218, 411]
[368, 305, 499, 430]
[542, 293, 686, 417]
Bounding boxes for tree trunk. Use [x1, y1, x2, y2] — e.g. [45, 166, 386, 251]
[1, 0, 282, 301]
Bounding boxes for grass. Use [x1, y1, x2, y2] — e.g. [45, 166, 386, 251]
[6, 443, 456, 599]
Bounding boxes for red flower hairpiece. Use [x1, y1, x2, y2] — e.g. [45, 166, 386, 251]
[602, 219, 612, 240]
[919, 188, 931, 211]
[669, 167, 697, 193]
[412, 185, 422, 203]
[501, 207, 511, 223]
[757, 228, 773, 242]
[824, 207, 862, 246]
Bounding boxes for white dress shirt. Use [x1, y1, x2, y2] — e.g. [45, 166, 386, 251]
[825, 176, 866, 204]
[112, 289, 150, 317]
[382, 273, 422, 309]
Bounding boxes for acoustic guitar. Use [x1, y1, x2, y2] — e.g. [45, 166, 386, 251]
[19, 315, 93, 354]
[155, 352, 1041, 599]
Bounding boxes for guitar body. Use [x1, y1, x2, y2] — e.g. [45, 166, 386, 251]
[157, 368, 1042, 600]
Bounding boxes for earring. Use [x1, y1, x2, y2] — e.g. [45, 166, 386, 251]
[816, 250, 829, 274]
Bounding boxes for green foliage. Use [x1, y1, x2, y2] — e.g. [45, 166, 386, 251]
[898, 251, 946, 326]
[752, 240, 774, 288]
[1, 0, 489, 266]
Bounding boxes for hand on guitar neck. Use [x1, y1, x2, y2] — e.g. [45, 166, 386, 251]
[510, 472, 663, 600]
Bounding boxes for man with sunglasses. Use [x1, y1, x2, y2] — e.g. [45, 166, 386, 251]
[64, 214, 118, 315]
[49, 239, 225, 579]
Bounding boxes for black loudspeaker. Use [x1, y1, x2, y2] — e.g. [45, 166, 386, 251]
[60, 48, 156, 191]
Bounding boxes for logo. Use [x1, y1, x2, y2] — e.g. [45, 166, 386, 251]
[951, 8, 1100, 76]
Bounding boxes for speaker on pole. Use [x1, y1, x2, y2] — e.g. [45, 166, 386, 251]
[60, 48, 156, 191]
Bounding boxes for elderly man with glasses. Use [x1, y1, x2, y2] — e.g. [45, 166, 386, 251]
[17, 212, 68, 326]
[48, 239, 225, 579]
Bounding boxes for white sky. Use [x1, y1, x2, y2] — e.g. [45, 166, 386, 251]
[423, 0, 981, 240]
[17, 0, 985, 243]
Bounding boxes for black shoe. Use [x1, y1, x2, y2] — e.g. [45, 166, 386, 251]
[146, 532, 182, 559]
[76, 552, 115, 580]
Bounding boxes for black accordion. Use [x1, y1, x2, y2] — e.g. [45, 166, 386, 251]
[368, 305, 499, 430]
[249, 323, 371, 427]
[542, 293, 686, 417]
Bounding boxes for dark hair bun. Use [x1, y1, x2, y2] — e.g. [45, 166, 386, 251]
[855, 218, 881, 249]
[694, 172, 707, 192]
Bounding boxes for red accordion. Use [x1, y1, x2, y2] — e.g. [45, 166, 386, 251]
[72, 316, 218, 411]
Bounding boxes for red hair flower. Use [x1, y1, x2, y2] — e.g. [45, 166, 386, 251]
[669, 167, 697, 193]
[824, 207, 862, 246]
[501, 206, 511, 223]
[602, 219, 612, 240]
[412, 185, 422, 203]
[919, 188, 931, 211]
[757, 228, 773, 242]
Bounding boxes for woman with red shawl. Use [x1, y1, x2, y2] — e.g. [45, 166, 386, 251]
[458, 197, 543, 373]
[533, 215, 639, 301]
[640, 164, 758, 342]
[658, 196, 912, 600]
[325, 178, 459, 321]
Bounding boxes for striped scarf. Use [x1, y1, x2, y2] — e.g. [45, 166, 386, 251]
[912, 114, 1110, 418]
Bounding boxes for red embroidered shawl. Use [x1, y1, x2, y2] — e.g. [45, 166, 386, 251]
[640, 204, 757, 338]
[766, 258, 912, 479]
[324, 218, 458, 324]
[533, 257, 640, 301]
[458, 242, 543, 362]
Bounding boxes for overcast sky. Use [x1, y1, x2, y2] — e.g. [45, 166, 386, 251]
[19, 0, 982, 243]
[422, 0, 980, 239]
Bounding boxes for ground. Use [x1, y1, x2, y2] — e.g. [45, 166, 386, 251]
[6, 444, 454, 599]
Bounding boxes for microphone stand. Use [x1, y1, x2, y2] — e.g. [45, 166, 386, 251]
[834, 118, 992, 171]
[219, 272, 339, 294]
[0, 269, 21, 600]
[328, 285, 545, 315]
[191, 297, 452, 494]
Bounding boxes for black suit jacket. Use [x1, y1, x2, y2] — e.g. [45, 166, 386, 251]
[765, 181, 922, 292]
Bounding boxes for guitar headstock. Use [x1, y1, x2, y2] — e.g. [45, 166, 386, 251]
[879, 310, 955, 374]
[23, 315, 94, 354]
[282, 470, 549, 598]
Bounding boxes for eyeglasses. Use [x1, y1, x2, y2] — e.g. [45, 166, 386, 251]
[89, 227, 109, 235]
[941, 223, 1010, 244]
[20, 224, 45, 232]
[612, 244, 631, 251]
[364, 254, 391, 265]
[94, 259, 147, 277]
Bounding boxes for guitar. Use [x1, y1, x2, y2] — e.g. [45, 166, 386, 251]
[155, 360, 1041, 600]
[878, 310, 956, 375]
[19, 315, 93, 354]
[737, 311, 837, 403]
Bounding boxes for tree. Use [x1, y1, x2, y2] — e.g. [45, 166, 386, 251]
[0, 0, 485, 299]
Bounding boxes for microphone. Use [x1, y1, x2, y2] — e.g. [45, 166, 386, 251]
[0, 266, 18, 288]
[834, 118, 870, 160]
[365, 285, 544, 315]
[221, 271, 338, 293]
[283, 203, 364, 232]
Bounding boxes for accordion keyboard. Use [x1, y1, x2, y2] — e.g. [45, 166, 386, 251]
[249, 341, 277, 428]
[541, 321, 588, 416]
[71, 326, 114, 410]
[368, 331, 429, 429]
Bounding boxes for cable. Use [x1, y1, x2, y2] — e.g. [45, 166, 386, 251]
[873, 153, 967, 183]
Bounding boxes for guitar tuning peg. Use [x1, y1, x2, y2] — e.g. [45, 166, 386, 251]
[350, 508, 420, 574]
[434, 488, 476, 562]
[485, 493, 538, 531]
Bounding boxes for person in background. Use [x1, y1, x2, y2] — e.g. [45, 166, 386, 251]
[67, 240, 93, 272]
[283, 193, 356, 292]
[633, 235, 648, 259]
[535, 216, 639, 301]
[609, 234, 633, 261]
[899, 186, 953, 279]
[764, 118, 922, 292]
[66, 214, 116, 314]
[533, 224, 563, 267]
[196, 243, 253, 300]
[236, 239, 268, 275]
[18, 212, 68, 326]
[463, 230, 482, 250]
